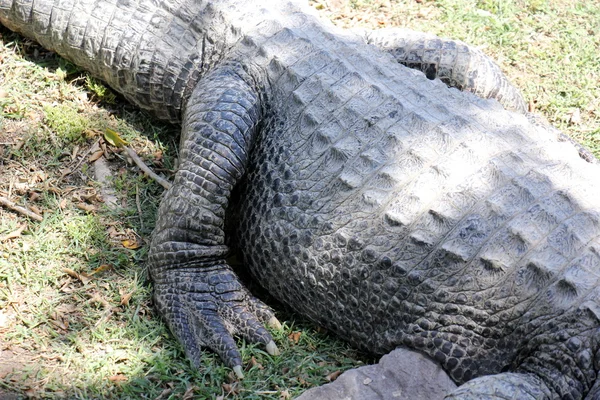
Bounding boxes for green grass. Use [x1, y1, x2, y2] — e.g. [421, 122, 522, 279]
[44, 103, 96, 143]
[1, 1, 600, 398]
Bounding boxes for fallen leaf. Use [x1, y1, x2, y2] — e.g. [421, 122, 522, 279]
[60, 168, 72, 179]
[280, 389, 291, 399]
[568, 108, 581, 125]
[89, 149, 104, 162]
[29, 205, 42, 215]
[182, 385, 198, 400]
[24, 388, 39, 398]
[326, 370, 343, 382]
[108, 374, 127, 383]
[249, 356, 264, 370]
[227, 370, 238, 383]
[90, 264, 112, 275]
[81, 191, 99, 202]
[76, 203, 96, 213]
[62, 268, 80, 279]
[49, 311, 69, 331]
[104, 128, 128, 147]
[222, 382, 240, 395]
[154, 388, 172, 400]
[288, 331, 302, 344]
[55, 304, 78, 313]
[29, 191, 40, 202]
[72, 145, 80, 161]
[122, 239, 141, 249]
[0, 223, 27, 241]
[298, 376, 310, 387]
[107, 226, 121, 239]
[120, 291, 134, 306]
[77, 271, 93, 285]
[61, 268, 92, 285]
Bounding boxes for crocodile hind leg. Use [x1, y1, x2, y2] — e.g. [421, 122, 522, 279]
[147, 62, 279, 378]
[445, 304, 600, 399]
[356, 27, 526, 113]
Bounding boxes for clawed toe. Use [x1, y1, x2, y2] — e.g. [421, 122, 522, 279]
[153, 266, 280, 377]
[268, 316, 283, 330]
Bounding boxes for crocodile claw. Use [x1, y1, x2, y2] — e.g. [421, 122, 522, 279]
[153, 264, 278, 375]
[233, 365, 245, 379]
[268, 316, 283, 331]
[266, 340, 280, 355]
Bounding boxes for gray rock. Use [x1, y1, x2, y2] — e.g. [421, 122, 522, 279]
[296, 348, 457, 400]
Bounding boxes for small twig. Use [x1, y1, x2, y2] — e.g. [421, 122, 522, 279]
[135, 184, 144, 230]
[0, 196, 43, 221]
[0, 223, 27, 241]
[8, 178, 14, 198]
[123, 146, 172, 190]
[64, 139, 101, 178]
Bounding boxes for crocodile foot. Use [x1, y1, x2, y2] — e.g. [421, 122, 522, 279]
[153, 264, 281, 378]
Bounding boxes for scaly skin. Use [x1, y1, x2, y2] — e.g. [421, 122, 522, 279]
[2, 0, 600, 398]
[359, 27, 527, 113]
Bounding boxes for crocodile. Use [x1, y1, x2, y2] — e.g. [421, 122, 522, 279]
[1, 0, 600, 398]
